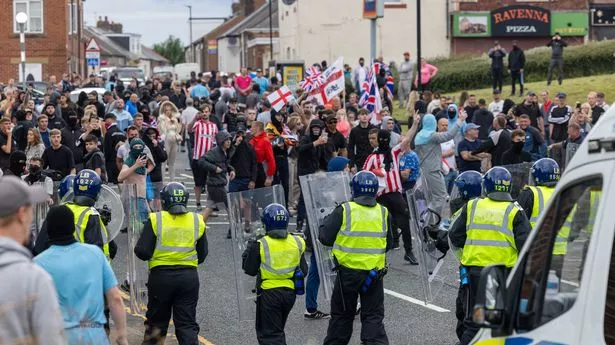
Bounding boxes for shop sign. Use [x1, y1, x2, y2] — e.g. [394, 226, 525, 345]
[491, 5, 551, 36]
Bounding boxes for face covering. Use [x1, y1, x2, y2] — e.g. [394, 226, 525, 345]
[512, 141, 525, 153]
[68, 117, 79, 128]
[29, 165, 42, 176]
[124, 138, 147, 175]
[448, 109, 457, 119]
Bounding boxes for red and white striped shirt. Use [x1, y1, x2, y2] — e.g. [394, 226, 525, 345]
[192, 120, 218, 160]
[363, 144, 403, 197]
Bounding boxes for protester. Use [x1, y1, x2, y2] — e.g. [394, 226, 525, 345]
[501, 129, 532, 165]
[118, 138, 153, 222]
[348, 109, 376, 171]
[457, 123, 483, 173]
[488, 90, 504, 114]
[473, 115, 511, 168]
[0, 117, 15, 170]
[438, 118, 458, 193]
[189, 104, 218, 210]
[41, 129, 76, 178]
[549, 122, 583, 170]
[508, 40, 525, 96]
[514, 91, 543, 133]
[547, 32, 567, 86]
[548, 92, 572, 143]
[201, 131, 234, 225]
[587, 91, 606, 125]
[488, 41, 506, 92]
[518, 114, 547, 161]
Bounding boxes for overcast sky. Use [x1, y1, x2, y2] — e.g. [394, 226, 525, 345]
[84, 0, 234, 47]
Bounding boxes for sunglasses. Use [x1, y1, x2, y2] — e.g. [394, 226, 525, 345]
[328, 120, 338, 124]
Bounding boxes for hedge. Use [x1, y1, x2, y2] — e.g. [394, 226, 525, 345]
[425, 39, 615, 93]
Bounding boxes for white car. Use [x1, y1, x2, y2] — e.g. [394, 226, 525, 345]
[470, 104, 615, 344]
[70, 87, 107, 103]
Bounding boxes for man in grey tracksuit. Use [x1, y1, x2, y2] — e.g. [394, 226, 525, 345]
[547, 32, 568, 86]
[398, 52, 414, 108]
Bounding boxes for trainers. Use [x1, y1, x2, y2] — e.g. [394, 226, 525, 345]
[196, 204, 202, 212]
[226, 229, 232, 239]
[392, 241, 401, 250]
[356, 302, 361, 315]
[120, 280, 131, 293]
[404, 252, 419, 265]
[304, 310, 331, 320]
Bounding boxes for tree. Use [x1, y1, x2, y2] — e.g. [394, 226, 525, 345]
[153, 35, 185, 65]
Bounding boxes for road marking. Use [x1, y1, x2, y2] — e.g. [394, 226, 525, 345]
[561, 279, 580, 287]
[383, 288, 450, 313]
[180, 173, 194, 179]
[118, 289, 215, 344]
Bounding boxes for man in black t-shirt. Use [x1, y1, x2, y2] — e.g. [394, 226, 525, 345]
[41, 129, 75, 179]
[514, 91, 544, 134]
[457, 123, 485, 173]
[223, 98, 240, 133]
[588, 91, 606, 125]
[324, 114, 347, 160]
[548, 92, 572, 143]
[0, 118, 15, 170]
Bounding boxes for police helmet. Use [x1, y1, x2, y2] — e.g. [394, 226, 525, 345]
[73, 169, 102, 204]
[455, 171, 483, 200]
[483, 167, 512, 196]
[160, 182, 189, 214]
[261, 203, 290, 238]
[350, 171, 379, 198]
[531, 158, 560, 186]
[58, 174, 76, 200]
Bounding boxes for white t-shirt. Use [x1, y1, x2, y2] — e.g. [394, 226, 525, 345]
[488, 100, 504, 114]
[441, 139, 457, 171]
[181, 106, 199, 138]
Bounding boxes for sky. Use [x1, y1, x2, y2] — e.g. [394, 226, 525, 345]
[84, 0, 234, 47]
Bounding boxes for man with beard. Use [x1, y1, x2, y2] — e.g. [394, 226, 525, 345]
[463, 95, 480, 123]
[103, 113, 126, 184]
[88, 91, 105, 117]
[42, 103, 66, 130]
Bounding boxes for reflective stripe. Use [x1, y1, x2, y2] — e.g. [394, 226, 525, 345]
[74, 208, 90, 241]
[555, 237, 567, 243]
[529, 186, 545, 224]
[332, 243, 386, 255]
[340, 202, 387, 237]
[260, 235, 303, 275]
[154, 211, 198, 254]
[467, 201, 515, 238]
[338, 230, 387, 238]
[465, 239, 512, 247]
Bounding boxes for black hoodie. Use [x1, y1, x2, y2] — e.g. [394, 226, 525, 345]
[298, 120, 328, 176]
[348, 122, 376, 169]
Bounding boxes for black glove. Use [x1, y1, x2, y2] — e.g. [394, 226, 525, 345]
[98, 205, 112, 226]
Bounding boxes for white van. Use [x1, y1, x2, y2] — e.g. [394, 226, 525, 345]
[470, 104, 615, 344]
[153, 65, 174, 80]
[174, 63, 200, 83]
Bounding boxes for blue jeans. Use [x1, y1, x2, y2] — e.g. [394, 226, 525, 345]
[305, 252, 320, 311]
[444, 170, 459, 195]
[229, 178, 250, 193]
[137, 198, 149, 224]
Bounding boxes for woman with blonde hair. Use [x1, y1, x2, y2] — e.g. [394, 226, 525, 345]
[25, 128, 45, 164]
[83, 104, 97, 119]
[158, 100, 182, 181]
[335, 109, 351, 138]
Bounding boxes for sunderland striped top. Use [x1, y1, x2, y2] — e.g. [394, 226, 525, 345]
[363, 144, 403, 197]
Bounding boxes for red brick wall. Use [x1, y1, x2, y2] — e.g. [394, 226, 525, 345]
[460, 0, 588, 11]
[453, 36, 585, 55]
[0, 0, 71, 82]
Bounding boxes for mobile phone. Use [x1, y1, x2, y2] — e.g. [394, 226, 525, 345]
[139, 153, 147, 160]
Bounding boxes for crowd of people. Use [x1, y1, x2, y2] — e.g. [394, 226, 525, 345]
[0, 55, 610, 345]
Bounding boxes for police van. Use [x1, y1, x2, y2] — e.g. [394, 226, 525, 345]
[470, 104, 615, 345]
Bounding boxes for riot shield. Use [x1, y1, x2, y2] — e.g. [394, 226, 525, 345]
[31, 182, 49, 246]
[500, 162, 533, 199]
[123, 184, 149, 316]
[61, 184, 125, 243]
[299, 171, 352, 301]
[229, 185, 285, 321]
[406, 176, 455, 304]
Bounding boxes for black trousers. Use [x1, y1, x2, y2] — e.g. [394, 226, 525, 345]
[324, 266, 388, 345]
[491, 68, 503, 91]
[547, 58, 564, 85]
[143, 268, 200, 345]
[510, 69, 524, 95]
[255, 288, 296, 345]
[273, 156, 289, 209]
[459, 267, 483, 345]
[377, 192, 412, 254]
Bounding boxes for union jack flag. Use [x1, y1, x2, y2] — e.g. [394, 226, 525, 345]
[359, 64, 382, 125]
[299, 65, 325, 93]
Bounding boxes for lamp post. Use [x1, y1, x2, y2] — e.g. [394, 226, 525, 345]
[16, 12, 28, 89]
[186, 5, 194, 63]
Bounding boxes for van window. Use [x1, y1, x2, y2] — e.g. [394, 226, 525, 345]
[604, 225, 615, 344]
[515, 177, 602, 331]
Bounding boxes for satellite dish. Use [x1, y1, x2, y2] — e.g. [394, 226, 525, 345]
[61, 184, 125, 243]
[282, 0, 297, 5]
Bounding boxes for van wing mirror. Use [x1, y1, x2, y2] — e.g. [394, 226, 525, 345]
[472, 265, 508, 328]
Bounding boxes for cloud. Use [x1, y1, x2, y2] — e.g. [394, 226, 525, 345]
[84, 0, 233, 46]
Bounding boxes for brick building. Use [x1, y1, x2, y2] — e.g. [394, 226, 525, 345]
[590, 0, 615, 40]
[451, 0, 589, 55]
[0, 0, 84, 83]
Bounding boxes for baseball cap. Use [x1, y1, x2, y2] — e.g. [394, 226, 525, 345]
[556, 92, 567, 99]
[527, 91, 536, 96]
[236, 125, 247, 133]
[465, 123, 480, 130]
[0, 176, 48, 217]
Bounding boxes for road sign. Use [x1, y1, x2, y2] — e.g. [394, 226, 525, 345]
[85, 38, 101, 69]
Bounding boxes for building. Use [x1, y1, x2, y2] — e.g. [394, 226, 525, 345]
[83, 26, 138, 68]
[0, 0, 84, 82]
[451, 0, 589, 55]
[590, 0, 615, 40]
[186, 15, 245, 72]
[277, 0, 449, 67]
[218, 0, 279, 73]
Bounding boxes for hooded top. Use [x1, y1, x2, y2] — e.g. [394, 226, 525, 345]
[415, 114, 437, 146]
[308, 119, 325, 140]
[446, 104, 459, 128]
[376, 129, 393, 171]
[215, 131, 232, 147]
[124, 138, 147, 175]
[0, 237, 65, 344]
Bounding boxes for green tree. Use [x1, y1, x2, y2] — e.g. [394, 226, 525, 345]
[153, 35, 185, 65]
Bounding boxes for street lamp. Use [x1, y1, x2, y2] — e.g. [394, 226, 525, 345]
[186, 5, 194, 63]
[16, 12, 28, 89]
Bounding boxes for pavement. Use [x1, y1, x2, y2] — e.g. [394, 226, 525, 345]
[109, 145, 461, 345]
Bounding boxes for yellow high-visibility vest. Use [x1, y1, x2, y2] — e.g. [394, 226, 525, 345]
[65, 203, 110, 259]
[149, 211, 206, 269]
[258, 234, 305, 290]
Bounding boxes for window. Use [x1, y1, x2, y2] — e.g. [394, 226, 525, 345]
[516, 176, 603, 331]
[67, 2, 77, 34]
[13, 0, 43, 34]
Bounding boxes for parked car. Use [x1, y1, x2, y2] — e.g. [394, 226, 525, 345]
[112, 67, 145, 85]
[69, 87, 106, 103]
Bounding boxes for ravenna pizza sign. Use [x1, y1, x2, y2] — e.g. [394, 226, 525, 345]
[491, 5, 551, 37]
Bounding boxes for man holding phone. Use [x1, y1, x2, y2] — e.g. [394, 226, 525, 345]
[547, 32, 568, 86]
[488, 41, 507, 92]
[118, 138, 154, 223]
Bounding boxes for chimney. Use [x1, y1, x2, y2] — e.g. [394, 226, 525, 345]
[243, 0, 255, 16]
[231, 2, 241, 16]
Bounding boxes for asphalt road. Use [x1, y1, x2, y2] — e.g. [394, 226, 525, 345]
[110, 147, 461, 345]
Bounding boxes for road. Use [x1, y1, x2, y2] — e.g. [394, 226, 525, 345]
[110, 146, 461, 345]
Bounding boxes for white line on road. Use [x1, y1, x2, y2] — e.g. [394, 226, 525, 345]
[383, 288, 450, 313]
[561, 279, 580, 287]
[180, 174, 194, 179]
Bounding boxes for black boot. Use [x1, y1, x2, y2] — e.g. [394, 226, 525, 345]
[404, 251, 419, 265]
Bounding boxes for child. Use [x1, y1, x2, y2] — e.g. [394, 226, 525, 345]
[83, 134, 107, 182]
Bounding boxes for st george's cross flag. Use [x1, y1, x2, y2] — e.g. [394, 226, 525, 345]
[308, 57, 345, 105]
[267, 85, 296, 112]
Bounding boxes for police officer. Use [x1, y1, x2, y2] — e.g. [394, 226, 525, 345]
[319, 171, 394, 345]
[34, 170, 111, 258]
[449, 167, 531, 345]
[134, 182, 207, 345]
[242, 203, 307, 345]
[449, 170, 483, 343]
[517, 158, 560, 229]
